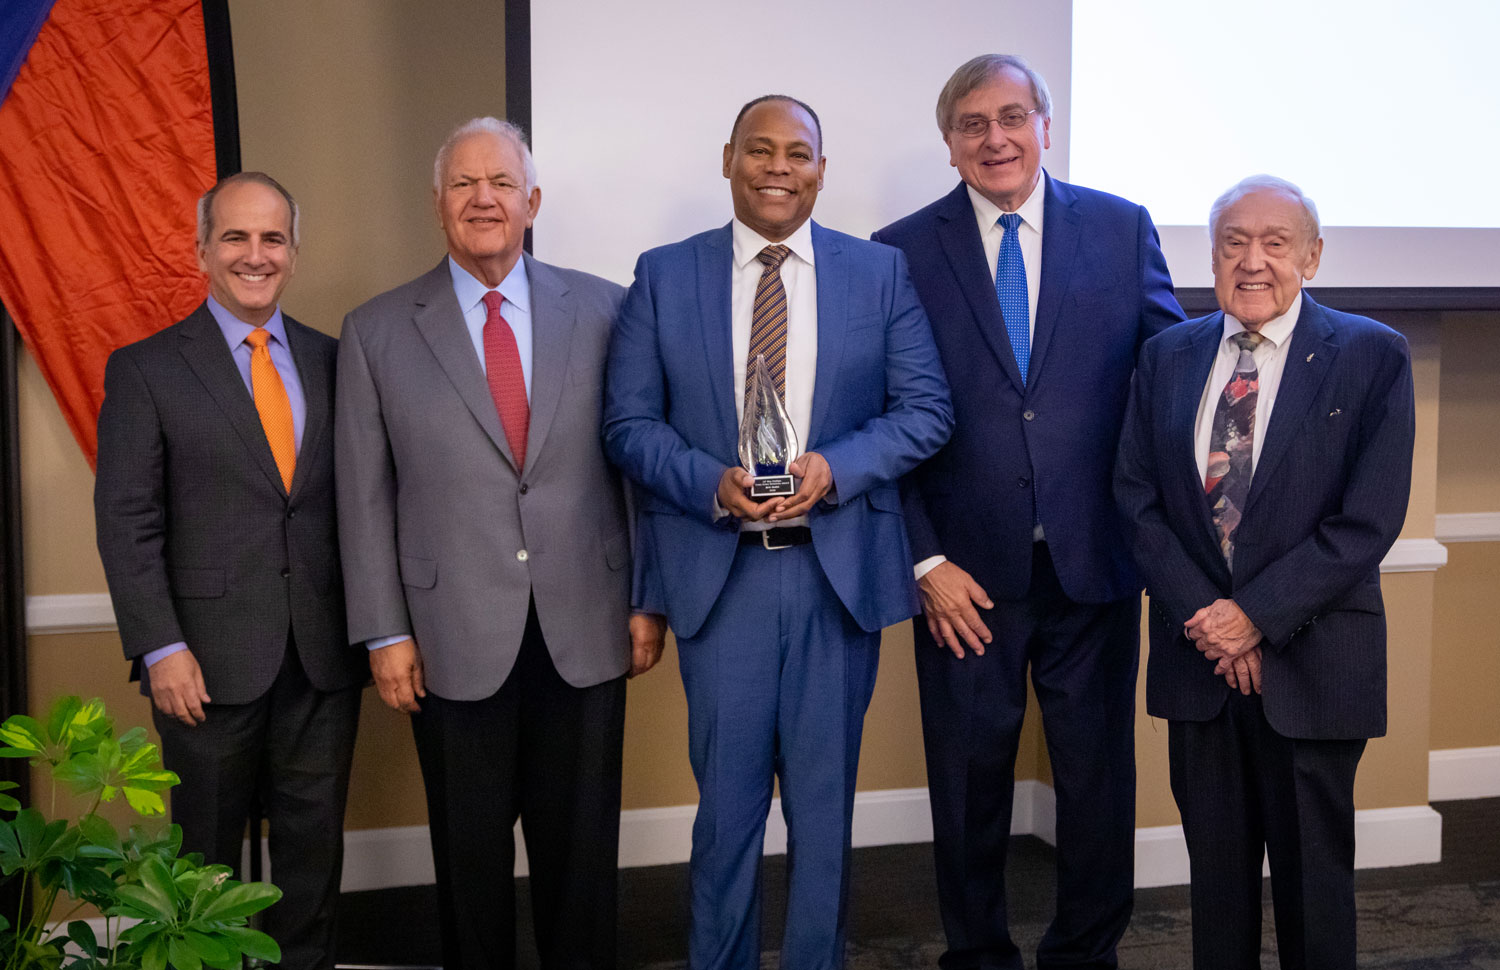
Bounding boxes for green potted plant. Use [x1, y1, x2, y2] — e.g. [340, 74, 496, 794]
[0, 696, 282, 970]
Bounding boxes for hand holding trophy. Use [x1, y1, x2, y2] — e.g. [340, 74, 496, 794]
[738, 354, 799, 499]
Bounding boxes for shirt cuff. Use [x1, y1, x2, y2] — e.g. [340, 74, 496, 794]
[913, 555, 947, 581]
[143, 642, 188, 668]
[366, 634, 411, 651]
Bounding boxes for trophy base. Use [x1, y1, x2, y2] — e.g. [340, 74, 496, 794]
[749, 474, 796, 499]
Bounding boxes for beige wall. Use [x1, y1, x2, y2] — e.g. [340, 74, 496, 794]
[11, 2, 1489, 849]
[1430, 311, 1500, 752]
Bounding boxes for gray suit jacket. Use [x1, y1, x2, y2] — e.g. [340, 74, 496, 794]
[335, 255, 632, 699]
[95, 304, 365, 704]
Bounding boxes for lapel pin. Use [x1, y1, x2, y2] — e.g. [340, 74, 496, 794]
[1329, 408, 1342, 416]
[1306, 352, 1315, 362]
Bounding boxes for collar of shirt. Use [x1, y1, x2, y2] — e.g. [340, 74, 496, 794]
[1221, 289, 1303, 353]
[967, 169, 1046, 242]
[207, 294, 289, 350]
[732, 217, 816, 271]
[447, 254, 531, 318]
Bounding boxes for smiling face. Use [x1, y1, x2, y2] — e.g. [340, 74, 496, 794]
[436, 131, 541, 287]
[196, 180, 297, 326]
[1211, 188, 1324, 330]
[723, 99, 825, 242]
[944, 66, 1050, 212]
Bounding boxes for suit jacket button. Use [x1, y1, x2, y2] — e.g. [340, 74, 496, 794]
[516, 549, 529, 562]
[1018, 477, 1030, 488]
[1022, 409, 1036, 421]
[286, 508, 296, 519]
[280, 568, 290, 578]
[519, 483, 529, 495]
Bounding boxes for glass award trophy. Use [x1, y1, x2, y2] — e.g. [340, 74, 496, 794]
[738, 354, 799, 499]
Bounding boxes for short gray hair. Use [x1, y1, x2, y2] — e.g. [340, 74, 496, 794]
[936, 54, 1053, 134]
[433, 117, 538, 195]
[196, 171, 300, 249]
[1209, 174, 1321, 243]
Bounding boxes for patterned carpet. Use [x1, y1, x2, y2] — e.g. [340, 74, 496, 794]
[633, 881, 1500, 969]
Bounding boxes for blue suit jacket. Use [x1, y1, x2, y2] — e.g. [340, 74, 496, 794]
[603, 222, 954, 638]
[1114, 295, 1415, 739]
[873, 178, 1184, 604]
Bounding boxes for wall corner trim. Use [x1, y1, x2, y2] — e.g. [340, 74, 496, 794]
[24, 592, 116, 635]
[1380, 537, 1447, 573]
[1434, 512, 1500, 544]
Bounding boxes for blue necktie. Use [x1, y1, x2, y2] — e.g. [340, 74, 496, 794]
[995, 212, 1030, 384]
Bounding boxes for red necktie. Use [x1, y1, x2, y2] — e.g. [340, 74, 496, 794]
[482, 291, 528, 470]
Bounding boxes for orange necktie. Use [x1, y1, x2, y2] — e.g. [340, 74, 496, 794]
[245, 328, 296, 490]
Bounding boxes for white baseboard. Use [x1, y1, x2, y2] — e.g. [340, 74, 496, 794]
[1435, 511, 1500, 544]
[339, 783, 1048, 892]
[1430, 746, 1500, 800]
[1135, 804, 1443, 889]
[336, 782, 1439, 893]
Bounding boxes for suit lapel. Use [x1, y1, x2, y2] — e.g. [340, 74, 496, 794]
[697, 227, 737, 454]
[934, 183, 1026, 391]
[410, 261, 514, 467]
[282, 316, 327, 500]
[521, 255, 575, 470]
[807, 222, 846, 448]
[1027, 175, 1079, 388]
[177, 305, 288, 495]
[1170, 314, 1229, 572]
[1245, 295, 1337, 512]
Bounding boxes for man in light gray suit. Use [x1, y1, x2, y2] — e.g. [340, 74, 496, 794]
[335, 117, 665, 970]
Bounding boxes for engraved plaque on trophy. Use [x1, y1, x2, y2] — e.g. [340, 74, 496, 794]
[738, 354, 799, 499]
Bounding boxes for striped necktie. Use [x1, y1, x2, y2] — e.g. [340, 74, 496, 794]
[746, 244, 792, 407]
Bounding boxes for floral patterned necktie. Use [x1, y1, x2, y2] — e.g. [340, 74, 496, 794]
[1204, 331, 1265, 568]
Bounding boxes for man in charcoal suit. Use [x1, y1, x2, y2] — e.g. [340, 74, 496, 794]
[95, 172, 366, 970]
[1115, 175, 1415, 970]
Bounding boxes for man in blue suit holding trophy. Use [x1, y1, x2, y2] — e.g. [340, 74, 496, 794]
[604, 95, 953, 970]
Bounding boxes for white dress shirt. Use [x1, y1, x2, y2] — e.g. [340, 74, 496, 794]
[914, 174, 1049, 581]
[730, 217, 817, 531]
[1193, 291, 1303, 483]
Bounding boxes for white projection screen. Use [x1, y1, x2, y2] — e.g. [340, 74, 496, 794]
[528, 0, 1500, 292]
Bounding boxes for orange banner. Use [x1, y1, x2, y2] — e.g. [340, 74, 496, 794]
[0, 0, 215, 466]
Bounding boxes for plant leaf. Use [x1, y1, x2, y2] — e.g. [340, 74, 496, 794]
[215, 927, 280, 963]
[0, 715, 49, 758]
[67, 920, 99, 956]
[198, 881, 281, 921]
[167, 936, 202, 970]
[181, 931, 231, 965]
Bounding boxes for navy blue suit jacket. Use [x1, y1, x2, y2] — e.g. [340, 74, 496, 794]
[603, 222, 954, 639]
[1114, 296, 1415, 739]
[873, 178, 1183, 604]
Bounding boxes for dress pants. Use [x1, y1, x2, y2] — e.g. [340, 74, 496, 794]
[410, 598, 627, 970]
[676, 540, 881, 970]
[154, 640, 361, 970]
[1169, 690, 1366, 970]
[914, 542, 1139, 970]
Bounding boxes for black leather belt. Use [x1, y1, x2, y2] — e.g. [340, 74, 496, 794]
[739, 526, 812, 549]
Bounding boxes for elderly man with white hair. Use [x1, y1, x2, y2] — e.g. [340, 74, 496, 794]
[336, 117, 665, 970]
[1115, 175, 1416, 970]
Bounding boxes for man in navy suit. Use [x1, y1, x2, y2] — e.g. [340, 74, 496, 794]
[604, 95, 952, 970]
[1115, 175, 1414, 970]
[872, 55, 1183, 969]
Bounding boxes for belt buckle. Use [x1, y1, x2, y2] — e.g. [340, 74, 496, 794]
[761, 529, 793, 551]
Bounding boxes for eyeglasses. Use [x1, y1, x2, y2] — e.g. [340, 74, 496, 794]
[950, 109, 1040, 138]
